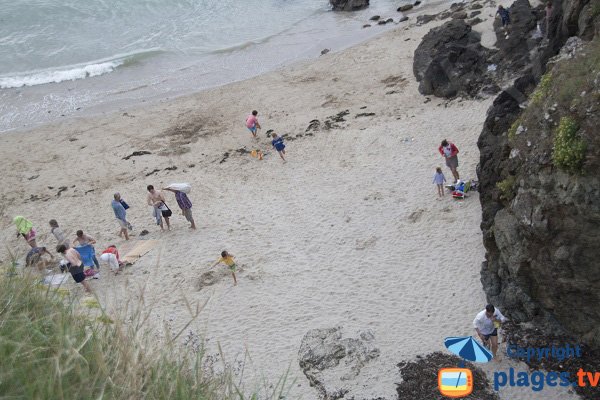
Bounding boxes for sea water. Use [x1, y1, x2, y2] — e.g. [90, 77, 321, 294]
[0, 0, 418, 132]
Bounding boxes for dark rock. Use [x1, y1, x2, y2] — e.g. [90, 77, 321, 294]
[329, 0, 369, 11]
[469, 10, 481, 17]
[320, 48, 330, 55]
[377, 20, 387, 25]
[470, 3, 483, 10]
[399, 16, 409, 22]
[414, 0, 421, 5]
[362, 24, 371, 28]
[489, 0, 538, 73]
[478, 0, 600, 352]
[139, 230, 149, 236]
[369, 15, 380, 21]
[451, 11, 468, 19]
[164, 166, 178, 171]
[417, 14, 437, 25]
[397, 4, 413, 12]
[386, 18, 394, 23]
[354, 112, 376, 118]
[468, 17, 484, 26]
[413, 20, 496, 98]
[298, 327, 380, 399]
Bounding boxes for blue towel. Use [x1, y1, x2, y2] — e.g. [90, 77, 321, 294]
[75, 245, 96, 268]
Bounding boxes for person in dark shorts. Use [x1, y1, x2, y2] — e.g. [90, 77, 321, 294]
[57, 244, 92, 292]
[473, 304, 508, 360]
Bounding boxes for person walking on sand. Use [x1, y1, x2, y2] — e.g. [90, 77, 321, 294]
[212, 250, 238, 285]
[433, 167, 447, 197]
[14, 216, 37, 248]
[246, 110, 261, 138]
[474, 304, 507, 360]
[163, 187, 196, 229]
[147, 185, 171, 230]
[49, 219, 69, 248]
[57, 244, 92, 293]
[111, 193, 130, 240]
[271, 133, 286, 161]
[438, 139, 460, 182]
[73, 230, 100, 270]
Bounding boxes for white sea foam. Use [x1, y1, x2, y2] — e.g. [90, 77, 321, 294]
[0, 60, 123, 89]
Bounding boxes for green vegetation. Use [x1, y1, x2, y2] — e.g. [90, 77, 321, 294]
[0, 271, 289, 400]
[530, 72, 552, 105]
[553, 40, 600, 109]
[592, 2, 600, 18]
[508, 118, 522, 142]
[496, 176, 517, 201]
[553, 116, 586, 174]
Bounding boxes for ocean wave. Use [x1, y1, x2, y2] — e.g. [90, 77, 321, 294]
[0, 49, 162, 89]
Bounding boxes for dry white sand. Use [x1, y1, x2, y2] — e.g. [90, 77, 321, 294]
[0, 2, 580, 399]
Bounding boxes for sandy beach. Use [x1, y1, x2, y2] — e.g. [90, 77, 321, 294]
[0, 2, 580, 399]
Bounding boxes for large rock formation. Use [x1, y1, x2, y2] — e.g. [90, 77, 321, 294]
[477, 0, 600, 349]
[329, 0, 369, 12]
[413, 20, 496, 98]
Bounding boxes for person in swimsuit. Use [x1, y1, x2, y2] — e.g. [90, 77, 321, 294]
[147, 185, 171, 231]
[57, 244, 92, 293]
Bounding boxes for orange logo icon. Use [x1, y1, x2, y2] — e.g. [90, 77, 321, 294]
[438, 368, 473, 398]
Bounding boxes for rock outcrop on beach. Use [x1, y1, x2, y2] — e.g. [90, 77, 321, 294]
[477, 0, 600, 350]
[413, 20, 495, 98]
[298, 327, 381, 399]
[329, 0, 369, 12]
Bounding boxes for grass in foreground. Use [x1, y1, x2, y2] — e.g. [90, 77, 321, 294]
[0, 268, 290, 399]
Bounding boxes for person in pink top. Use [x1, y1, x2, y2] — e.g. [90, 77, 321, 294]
[245, 110, 261, 138]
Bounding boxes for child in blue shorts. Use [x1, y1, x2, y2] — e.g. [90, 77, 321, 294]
[271, 133, 286, 161]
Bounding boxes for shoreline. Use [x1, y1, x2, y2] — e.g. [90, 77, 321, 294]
[0, 0, 450, 135]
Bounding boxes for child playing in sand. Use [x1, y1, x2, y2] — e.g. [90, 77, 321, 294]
[212, 250, 238, 286]
[246, 110, 261, 138]
[433, 167, 446, 197]
[271, 133, 286, 161]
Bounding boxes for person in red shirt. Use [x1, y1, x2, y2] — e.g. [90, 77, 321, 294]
[438, 139, 460, 182]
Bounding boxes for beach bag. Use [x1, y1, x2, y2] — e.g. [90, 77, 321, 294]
[120, 199, 130, 210]
[159, 202, 172, 217]
[165, 183, 191, 194]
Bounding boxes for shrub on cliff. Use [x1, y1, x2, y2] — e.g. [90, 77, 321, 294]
[552, 116, 586, 174]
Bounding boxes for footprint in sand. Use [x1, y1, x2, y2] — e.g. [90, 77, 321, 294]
[355, 236, 378, 250]
[408, 209, 425, 223]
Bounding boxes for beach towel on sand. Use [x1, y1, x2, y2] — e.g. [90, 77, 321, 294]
[75, 245, 96, 268]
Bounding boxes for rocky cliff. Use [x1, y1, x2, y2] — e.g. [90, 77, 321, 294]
[477, 0, 600, 349]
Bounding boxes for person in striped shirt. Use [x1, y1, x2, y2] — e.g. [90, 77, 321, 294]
[164, 188, 197, 230]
